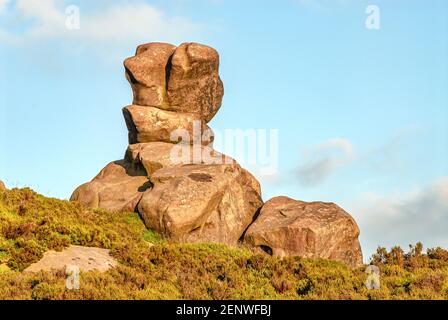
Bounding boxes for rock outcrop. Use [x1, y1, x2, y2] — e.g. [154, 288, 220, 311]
[244, 196, 363, 268]
[71, 42, 262, 247]
[71, 41, 363, 266]
[0, 180, 6, 191]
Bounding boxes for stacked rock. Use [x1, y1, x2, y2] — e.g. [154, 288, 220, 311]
[71, 42, 363, 267]
[122, 42, 222, 145]
[71, 42, 264, 246]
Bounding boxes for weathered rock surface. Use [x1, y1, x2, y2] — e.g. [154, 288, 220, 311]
[125, 142, 235, 176]
[138, 164, 262, 245]
[124, 42, 223, 123]
[124, 42, 176, 108]
[24, 245, 117, 273]
[70, 161, 150, 212]
[167, 43, 224, 123]
[71, 41, 364, 263]
[244, 196, 363, 268]
[123, 105, 212, 145]
[0, 180, 6, 191]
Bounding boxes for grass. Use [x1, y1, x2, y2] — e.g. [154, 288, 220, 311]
[0, 187, 447, 300]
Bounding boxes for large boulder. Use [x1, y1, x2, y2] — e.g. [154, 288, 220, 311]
[125, 142, 235, 176]
[124, 42, 176, 107]
[123, 105, 212, 145]
[70, 160, 150, 212]
[0, 180, 6, 191]
[138, 164, 263, 245]
[244, 196, 363, 268]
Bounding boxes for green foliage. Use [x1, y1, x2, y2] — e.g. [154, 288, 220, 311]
[0, 188, 447, 300]
[0, 188, 161, 271]
[371, 243, 448, 271]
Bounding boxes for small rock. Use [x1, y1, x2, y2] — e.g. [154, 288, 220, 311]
[24, 245, 118, 273]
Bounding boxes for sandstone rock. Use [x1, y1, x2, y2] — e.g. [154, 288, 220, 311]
[68, 41, 366, 267]
[124, 42, 176, 107]
[123, 105, 212, 145]
[0, 180, 6, 191]
[138, 164, 262, 245]
[24, 245, 117, 273]
[125, 142, 235, 176]
[70, 160, 150, 212]
[124, 42, 224, 123]
[167, 43, 224, 123]
[244, 196, 363, 268]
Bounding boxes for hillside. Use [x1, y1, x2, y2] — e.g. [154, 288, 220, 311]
[0, 187, 447, 300]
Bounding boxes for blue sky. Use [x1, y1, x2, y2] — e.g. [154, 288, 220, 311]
[1, 0, 447, 259]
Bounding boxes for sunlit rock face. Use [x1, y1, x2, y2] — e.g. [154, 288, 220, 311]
[70, 42, 363, 266]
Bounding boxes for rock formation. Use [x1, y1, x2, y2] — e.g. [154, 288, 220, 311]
[71, 42, 363, 266]
[71, 42, 263, 247]
[244, 196, 363, 268]
[0, 180, 6, 191]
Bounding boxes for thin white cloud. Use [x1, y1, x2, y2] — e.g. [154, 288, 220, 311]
[297, 138, 354, 186]
[361, 125, 423, 174]
[350, 178, 448, 257]
[1, 0, 201, 56]
[17, 0, 61, 20]
[81, 4, 199, 45]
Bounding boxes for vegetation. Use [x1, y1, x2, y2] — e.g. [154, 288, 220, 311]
[0, 188, 447, 300]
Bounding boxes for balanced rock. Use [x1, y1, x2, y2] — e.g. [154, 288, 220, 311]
[70, 161, 150, 212]
[125, 142, 235, 176]
[125, 42, 223, 123]
[123, 105, 212, 145]
[72, 42, 228, 214]
[71, 41, 364, 264]
[244, 196, 363, 268]
[138, 164, 262, 245]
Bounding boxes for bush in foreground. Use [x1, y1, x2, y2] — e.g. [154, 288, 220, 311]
[0, 188, 447, 300]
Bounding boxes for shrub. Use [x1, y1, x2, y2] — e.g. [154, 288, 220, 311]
[0, 188, 447, 300]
